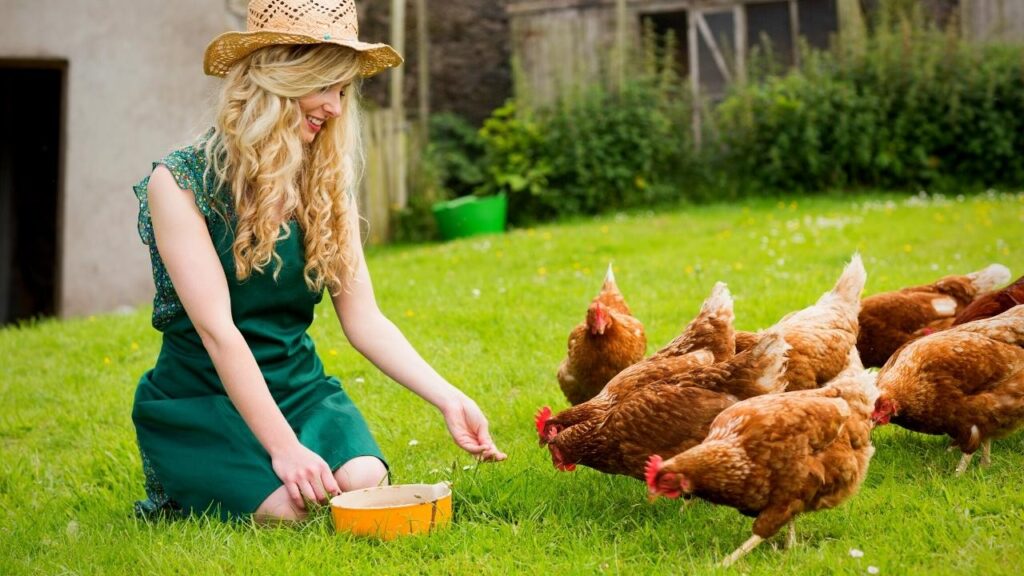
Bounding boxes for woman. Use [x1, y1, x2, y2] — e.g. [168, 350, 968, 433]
[132, 0, 505, 522]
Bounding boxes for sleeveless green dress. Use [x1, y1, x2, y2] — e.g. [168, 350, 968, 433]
[131, 138, 385, 520]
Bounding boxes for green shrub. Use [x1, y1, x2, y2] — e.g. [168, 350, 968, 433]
[544, 81, 691, 215]
[477, 100, 554, 223]
[425, 113, 487, 199]
[478, 80, 695, 225]
[716, 53, 880, 193]
[477, 25, 696, 225]
[714, 2, 1024, 194]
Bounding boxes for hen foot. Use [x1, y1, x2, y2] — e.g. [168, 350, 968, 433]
[721, 535, 764, 567]
[954, 451, 973, 476]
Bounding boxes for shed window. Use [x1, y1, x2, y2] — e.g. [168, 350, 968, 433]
[746, 1, 795, 68]
[799, 0, 839, 51]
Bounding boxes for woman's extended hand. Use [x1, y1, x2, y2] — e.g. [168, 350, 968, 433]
[270, 443, 342, 509]
[440, 394, 507, 462]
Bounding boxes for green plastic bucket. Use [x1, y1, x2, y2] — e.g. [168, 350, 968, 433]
[432, 194, 507, 241]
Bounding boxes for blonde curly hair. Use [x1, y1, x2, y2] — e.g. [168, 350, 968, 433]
[203, 44, 363, 295]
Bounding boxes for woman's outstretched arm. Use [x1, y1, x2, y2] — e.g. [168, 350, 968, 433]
[331, 208, 506, 462]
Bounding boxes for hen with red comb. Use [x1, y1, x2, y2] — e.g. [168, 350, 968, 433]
[537, 283, 790, 479]
[646, 372, 878, 566]
[556, 264, 647, 405]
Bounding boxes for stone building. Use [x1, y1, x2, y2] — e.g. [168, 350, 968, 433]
[0, 0, 513, 324]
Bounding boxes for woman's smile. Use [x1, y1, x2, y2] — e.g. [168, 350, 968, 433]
[306, 115, 324, 134]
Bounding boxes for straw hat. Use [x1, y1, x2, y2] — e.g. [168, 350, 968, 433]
[204, 0, 403, 78]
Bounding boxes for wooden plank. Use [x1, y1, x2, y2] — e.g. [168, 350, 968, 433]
[734, 3, 746, 85]
[415, 0, 429, 137]
[695, 11, 733, 84]
[508, 0, 612, 16]
[688, 8, 701, 149]
[635, 0, 699, 15]
[613, 0, 627, 90]
[389, 0, 407, 211]
[510, 7, 617, 108]
[963, 0, 1024, 43]
[360, 110, 385, 243]
[508, 0, 798, 16]
[509, 0, 767, 16]
[789, 0, 800, 67]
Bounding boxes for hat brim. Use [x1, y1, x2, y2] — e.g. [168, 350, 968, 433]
[204, 30, 403, 78]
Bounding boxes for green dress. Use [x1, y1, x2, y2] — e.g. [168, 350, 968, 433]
[131, 138, 385, 520]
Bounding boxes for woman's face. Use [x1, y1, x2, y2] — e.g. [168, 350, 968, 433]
[297, 82, 347, 143]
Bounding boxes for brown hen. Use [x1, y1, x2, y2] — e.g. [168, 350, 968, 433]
[537, 283, 790, 479]
[857, 263, 1010, 367]
[736, 254, 867, 390]
[953, 273, 1024, 326]
[557, 264, 647, 405]
[872, 305, 1024, 475]
[646, 372, 878, 566]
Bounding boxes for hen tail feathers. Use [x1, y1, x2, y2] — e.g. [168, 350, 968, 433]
[722, 330, 790, 397]
[604, 262, 616, 286]
[966, 264, 1011, 293]
[700, 282, 734, 322]
[821, 253, 867, 307]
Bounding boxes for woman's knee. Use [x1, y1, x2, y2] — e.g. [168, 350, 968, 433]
[253, 485, 308, 523]
[334, 456, 388, 492]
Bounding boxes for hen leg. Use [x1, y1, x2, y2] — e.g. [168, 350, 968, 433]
[785, 522, 797, 549]
[981, 440, 992, 468]
[954, 451, 974, 476]
[721, 535, 764, 567]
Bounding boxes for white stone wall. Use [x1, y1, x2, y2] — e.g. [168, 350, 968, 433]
[0, 0, 232, 317]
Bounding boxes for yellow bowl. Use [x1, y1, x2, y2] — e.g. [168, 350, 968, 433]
[330, 482, 452, 540]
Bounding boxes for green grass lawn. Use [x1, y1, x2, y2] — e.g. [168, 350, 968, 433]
[3, 191, 1024, 575]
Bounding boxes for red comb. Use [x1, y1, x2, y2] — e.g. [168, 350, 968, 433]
[535, 406, 552, 439]
[644, 454, 663, 491]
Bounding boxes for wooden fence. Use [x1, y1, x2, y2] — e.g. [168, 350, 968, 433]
[359, 108, 407, 244]
[962, 0, 1024, 43]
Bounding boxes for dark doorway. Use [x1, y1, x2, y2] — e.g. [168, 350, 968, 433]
[799, 0, 840, 51]
[0, 61, 65, 326]
[747, 1, 796, 69]
[642, 10, 689, 77]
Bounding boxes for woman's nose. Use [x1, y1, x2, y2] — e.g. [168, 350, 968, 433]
[323, 92, 342, 118]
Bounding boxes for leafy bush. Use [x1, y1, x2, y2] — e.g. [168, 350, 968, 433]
[478, 82, 693, 225]
[425, 113, 487, 199]
[477, 101, 554, 223]
[714, 3, 1024, 193]
[477, 26, 696, 225]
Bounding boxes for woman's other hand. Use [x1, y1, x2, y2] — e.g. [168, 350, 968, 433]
[270, 442, 342, 508]
[440, 394, 507, 462]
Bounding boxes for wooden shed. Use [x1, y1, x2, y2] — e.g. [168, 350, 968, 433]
[508, 0, 1023, 112]
[508, 0, 844, 108]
